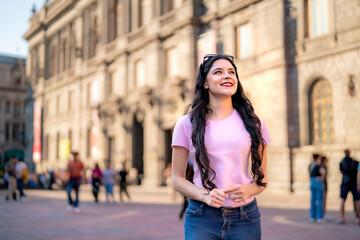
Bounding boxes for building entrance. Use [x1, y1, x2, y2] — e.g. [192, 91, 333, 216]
[132, 116, 144, 185]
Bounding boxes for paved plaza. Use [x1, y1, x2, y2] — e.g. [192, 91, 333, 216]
[0, 185, 359, 240]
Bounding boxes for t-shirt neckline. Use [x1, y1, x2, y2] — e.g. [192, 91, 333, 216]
[207, 109, 236, 123]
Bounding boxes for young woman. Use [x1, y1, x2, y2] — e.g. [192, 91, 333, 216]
[309, 153, 325, 223]
[171, 54, 270, 240]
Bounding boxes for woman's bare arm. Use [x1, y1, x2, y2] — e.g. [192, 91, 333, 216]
[171, 146, 225, 207]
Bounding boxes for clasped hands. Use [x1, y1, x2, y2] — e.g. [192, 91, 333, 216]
[206, 184, 252, 208]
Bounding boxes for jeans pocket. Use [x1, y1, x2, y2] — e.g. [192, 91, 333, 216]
[243, 205, 261, 223]
[185, 205, 200, 217]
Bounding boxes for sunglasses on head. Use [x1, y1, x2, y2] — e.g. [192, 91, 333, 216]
[202, 54, 234, 65]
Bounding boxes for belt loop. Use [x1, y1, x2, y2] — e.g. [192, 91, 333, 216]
[240, 206, 245, 219]
[199, 203, 204, 215]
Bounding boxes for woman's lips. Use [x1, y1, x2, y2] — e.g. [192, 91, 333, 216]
[221, 82, 233, 87]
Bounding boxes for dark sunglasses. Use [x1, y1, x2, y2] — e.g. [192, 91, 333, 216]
[202, 54, 234, 65]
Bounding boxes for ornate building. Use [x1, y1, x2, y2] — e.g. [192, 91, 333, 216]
[24, 0, 360, 194]
[0, 54, 27, 170]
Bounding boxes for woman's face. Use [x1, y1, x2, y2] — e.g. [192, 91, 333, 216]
[204, 59, 238, 98]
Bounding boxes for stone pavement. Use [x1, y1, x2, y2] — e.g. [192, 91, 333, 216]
[0, 185, 359, 240]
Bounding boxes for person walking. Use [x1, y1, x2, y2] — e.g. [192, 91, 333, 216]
[5, 157, 17, 202]
[171, 54, 271, 240]
[15, 158, 28, 202]
[337, 149, 360, 224]
[119, 162, 131, 202]
[66, 152, 85, 213]
[91, 163, 102, 203]
[102, 162, 117, 203]
[308, 153, 326, 223]
[321, 155, 331, 221]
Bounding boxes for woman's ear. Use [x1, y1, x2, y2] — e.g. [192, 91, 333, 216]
[203, 81, 209, 89]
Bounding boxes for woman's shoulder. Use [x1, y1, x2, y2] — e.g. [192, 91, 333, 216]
[176, 114, 191, 126]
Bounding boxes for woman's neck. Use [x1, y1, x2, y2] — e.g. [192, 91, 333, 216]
[208, 97, 234, 121]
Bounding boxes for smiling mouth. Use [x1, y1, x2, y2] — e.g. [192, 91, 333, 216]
[220, 82, 233, 87]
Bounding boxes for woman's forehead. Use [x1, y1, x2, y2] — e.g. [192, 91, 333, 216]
[210, 59, 234, 69]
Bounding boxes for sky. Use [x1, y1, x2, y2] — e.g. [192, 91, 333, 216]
[0, 0, 46, 58]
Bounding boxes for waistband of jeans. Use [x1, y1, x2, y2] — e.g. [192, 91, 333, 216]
[188, 198, 257, 215]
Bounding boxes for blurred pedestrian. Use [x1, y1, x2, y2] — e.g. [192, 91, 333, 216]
[66, 152, 85, 213]
[15, 158, 28, 202]
[102, 162, 116, 203]
[5, 157, 17, 201]
[48, 169, 55, 190]
[309, 153, 325, 223]
[321, 155, 331, 221]
[171, 54, 271, 239]
[119, 162, 131, 202]
[337, 149, 360, 224]
[91, 163, 102, 203]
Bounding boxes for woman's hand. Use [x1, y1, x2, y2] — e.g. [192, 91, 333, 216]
[205, 189, 226, 208]
[223, 184, 253, 203]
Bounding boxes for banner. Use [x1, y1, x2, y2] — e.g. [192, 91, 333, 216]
[33, 101, 42, 162]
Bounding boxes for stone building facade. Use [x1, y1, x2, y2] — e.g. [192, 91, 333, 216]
[0, 54, 27, 169]
[24, 0, 360, 194]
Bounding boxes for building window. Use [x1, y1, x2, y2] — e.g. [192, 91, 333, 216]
[13, 101, 21, 117]
[116, 0, 124, 36]
[49, 43, 58, 77]
[165, 47, 178, 77]
[161, 0, 174, 15]
[61, 37, 70, 72]
[5, 101, 11, 114]
[138, 0, 145, 27]
[69, 22, 75, 68]
[31, 47, 39, 84]
[108, 0, 118, 42]
[43, 135, 49, 160]
[45, 100, 50, 117]
[236, 23, 252, 59]
[304, 0, 328, 38]
[12, 123, 21, 142]
[68, 90, 73, 111]
[14, 75, 21, 85]
[84, 4, 98, 59]
[56, 95, 60, 114]
[87, 127, 91, 158]
[109, 71, 115, 94]
[5, 122, 10, 141]
[309, 79, 333, 144]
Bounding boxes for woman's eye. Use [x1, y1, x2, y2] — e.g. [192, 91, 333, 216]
[214, 71, 222, 74]
[229, 71, 235, 75]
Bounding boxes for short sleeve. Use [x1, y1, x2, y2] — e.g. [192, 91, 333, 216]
[260, 118, 271, 144]
[171, 115, 191, 150]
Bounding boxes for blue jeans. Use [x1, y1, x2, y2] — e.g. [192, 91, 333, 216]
[310, 177, 324, 219]
[16, 178, 25, 197]
[184, 199, 261, 240]
[66, 178, 81, 207]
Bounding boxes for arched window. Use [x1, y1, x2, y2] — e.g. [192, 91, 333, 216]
[309, 79, 333, 144]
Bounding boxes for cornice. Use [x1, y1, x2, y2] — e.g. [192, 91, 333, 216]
[23, 0, 75, 40]
[201, 0, 262, 24]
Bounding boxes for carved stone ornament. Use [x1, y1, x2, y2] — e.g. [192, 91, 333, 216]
[348, 75, 356, 96]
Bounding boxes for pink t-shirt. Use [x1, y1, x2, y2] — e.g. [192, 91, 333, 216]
[171, 110, 271, 207]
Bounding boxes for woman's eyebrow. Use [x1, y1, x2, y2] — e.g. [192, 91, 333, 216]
[212, 67, 235, 72]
